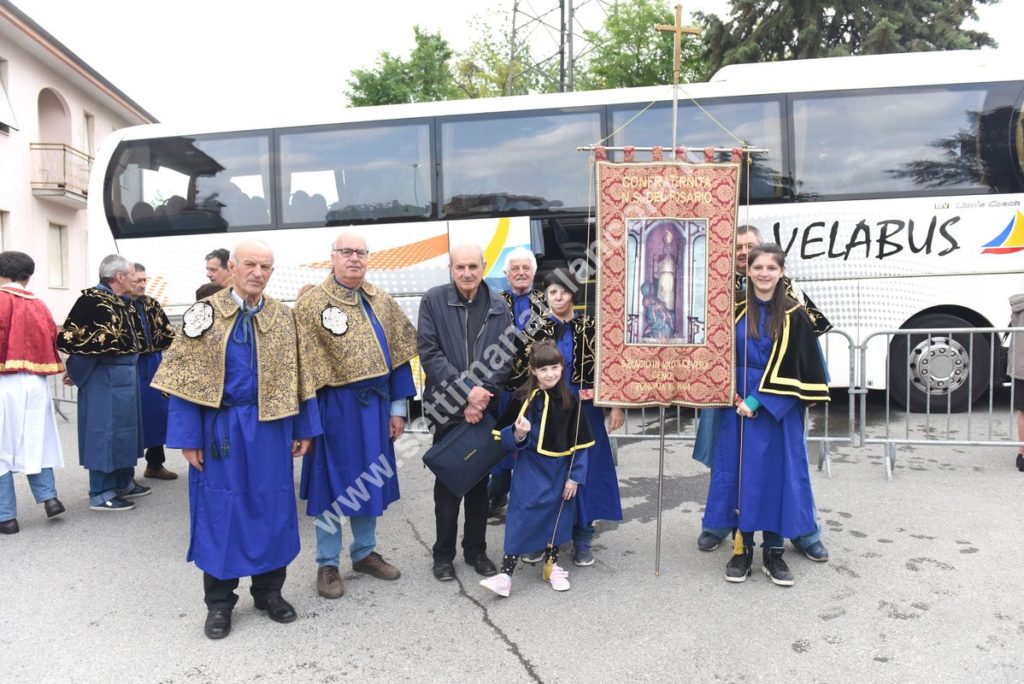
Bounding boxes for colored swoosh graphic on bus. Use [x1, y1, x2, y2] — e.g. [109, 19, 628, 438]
[981, 210, 1024, 254]
[299, 233, 450, 272]
[367, 233, 449, 270]
[483, 217, 511, 275]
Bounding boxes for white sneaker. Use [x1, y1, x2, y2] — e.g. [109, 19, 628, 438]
[479, 572, 512, 597]
[546, 563, 570, 591]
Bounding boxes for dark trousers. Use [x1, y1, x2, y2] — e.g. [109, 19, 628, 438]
[144, 446, 165, 469]
[431, 421, 488, 563]
[203, 566, 287, 610]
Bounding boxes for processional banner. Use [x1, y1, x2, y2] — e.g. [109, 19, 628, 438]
[594, 156, 740, 407]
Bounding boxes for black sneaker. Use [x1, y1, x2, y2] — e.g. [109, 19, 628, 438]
[89, 497, 136, 512]
[697, 531, 723, 552]
[120, 484, 152, 499]
[762, 547, 794, 587]
[1016, 453, 1024, 472]
[725, 547, 752, 583]
[487, 495, 508, 520]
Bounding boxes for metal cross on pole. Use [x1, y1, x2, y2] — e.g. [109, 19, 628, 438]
[655, 4, 702, 151]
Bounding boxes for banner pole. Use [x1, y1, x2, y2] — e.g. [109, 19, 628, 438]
[655, 406, 666, 575]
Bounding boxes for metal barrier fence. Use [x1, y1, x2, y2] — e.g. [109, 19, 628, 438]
[861, 326, 1023, 480]
[49, 372, 77, 421]
[48, 326, 1021, 482]
[606, 328, 859, 478]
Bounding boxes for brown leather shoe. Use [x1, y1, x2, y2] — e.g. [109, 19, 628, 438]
[144, 467, 178, 480]
[352, 551, 401, 580]
[43, 498, 65, 518]
[317, 565, 345, 599]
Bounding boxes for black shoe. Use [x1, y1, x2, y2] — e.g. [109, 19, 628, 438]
[697, 531, 723, 552]
[204, 608, 232, 639]
[43, 498, 65, 518]
[0, 518, 19, 534]
[1016, 453, 1024, 472]
[120, 483, 152, 499]
[466, 555, 498, 577]
[487, 495, 508, 519]
[432, 560, 456, 582]
[763, 547, 795, 587]
[797, 540, 829, 563]
[725, 546, 753, 583]
[254, 595, 297, 624]
[88, 497, 135, 512]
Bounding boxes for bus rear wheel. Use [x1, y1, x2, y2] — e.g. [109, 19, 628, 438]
[888, 313, 992, 413]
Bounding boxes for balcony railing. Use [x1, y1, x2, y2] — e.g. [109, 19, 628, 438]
[30, 143, 93, 197]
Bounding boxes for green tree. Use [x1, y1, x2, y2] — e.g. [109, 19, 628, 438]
[578, 0, 706, 89]
[700, 0, 999, 75]
[452, 14, 550, 98]
[346, 26, 460, 106]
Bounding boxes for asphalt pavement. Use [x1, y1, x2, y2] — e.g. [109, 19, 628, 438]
[1, 399, 1022, 683]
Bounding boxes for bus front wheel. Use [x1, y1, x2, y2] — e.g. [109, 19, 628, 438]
[888, 313, 992, 413]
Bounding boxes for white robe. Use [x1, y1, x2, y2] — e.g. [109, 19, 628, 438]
[0, 374, 63, 476]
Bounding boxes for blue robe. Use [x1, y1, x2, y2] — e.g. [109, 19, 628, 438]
[553, 317, 623, 526]
[165, 313, 322, 580]
[299, 294, 415, 518]
[702, 301, 817, 538]
[134, 300, 168, 448]
[499, 401, 588, 555]
[67, 353, 143, 473]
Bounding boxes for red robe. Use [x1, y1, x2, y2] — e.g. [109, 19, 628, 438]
[0, 284, 64, 375]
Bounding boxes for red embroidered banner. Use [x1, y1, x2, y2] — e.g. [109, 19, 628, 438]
[594, 161, 740, 407]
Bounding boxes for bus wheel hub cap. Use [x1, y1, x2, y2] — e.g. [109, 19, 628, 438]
[907, 335, 968, 395]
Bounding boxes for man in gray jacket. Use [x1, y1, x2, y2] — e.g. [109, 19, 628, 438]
[417, 243, 514, 581]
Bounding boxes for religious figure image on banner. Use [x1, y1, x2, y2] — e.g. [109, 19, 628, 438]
[594, 157, 740, 407]
[625, 218, 707, 345]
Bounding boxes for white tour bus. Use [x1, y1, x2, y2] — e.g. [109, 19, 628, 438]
[88, 49, 1024, 412]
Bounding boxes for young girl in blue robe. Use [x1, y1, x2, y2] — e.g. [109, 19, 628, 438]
[480, 341, 594, 597]
[702, 244, 830, 587]
[505, 268, 625, 567]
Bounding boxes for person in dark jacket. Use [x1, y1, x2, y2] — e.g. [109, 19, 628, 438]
[417, 243, 514, 582]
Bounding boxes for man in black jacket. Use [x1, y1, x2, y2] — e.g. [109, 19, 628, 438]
[417, 243, 514, 581]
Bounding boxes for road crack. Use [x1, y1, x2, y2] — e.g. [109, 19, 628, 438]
[406, 518, 542, 683]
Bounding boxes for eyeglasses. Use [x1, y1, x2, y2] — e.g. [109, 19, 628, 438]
[333, 248, 370, 259]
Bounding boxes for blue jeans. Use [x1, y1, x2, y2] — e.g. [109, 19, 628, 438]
[0, 469, 58, 521]
[88, 467, 135, 506]
[314, 513, 377, 567]
[703, 523, 822, 548]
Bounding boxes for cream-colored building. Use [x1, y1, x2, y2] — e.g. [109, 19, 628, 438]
[0, 0, 155, 319]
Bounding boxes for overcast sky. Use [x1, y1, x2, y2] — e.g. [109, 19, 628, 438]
[10, 0, 1022, 128]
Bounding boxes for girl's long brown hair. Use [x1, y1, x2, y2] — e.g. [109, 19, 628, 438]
[516, 339, 575, 410]
[746, 243, 799, 341]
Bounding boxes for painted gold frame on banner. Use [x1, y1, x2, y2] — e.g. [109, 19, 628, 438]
[594, 160, 740, 408]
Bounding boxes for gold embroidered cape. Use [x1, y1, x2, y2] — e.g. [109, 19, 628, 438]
[57, 286, 142, 356]
[151, 288, 314, 421]
[133, 295, 175, 353]
[294, 276, 418, 397]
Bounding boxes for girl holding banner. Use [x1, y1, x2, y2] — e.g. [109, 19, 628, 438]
[701, 244, 830, 586]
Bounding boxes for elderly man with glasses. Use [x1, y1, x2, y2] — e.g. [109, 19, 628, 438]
[295, 232, 418, 599]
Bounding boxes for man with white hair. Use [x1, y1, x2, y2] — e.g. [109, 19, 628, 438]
[59, 254, 149, 511]
[153, 239, 321, 639]
[500, 246, 545, 330]
[488, 246, 546, 519]
[417, 242, 514, 581]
